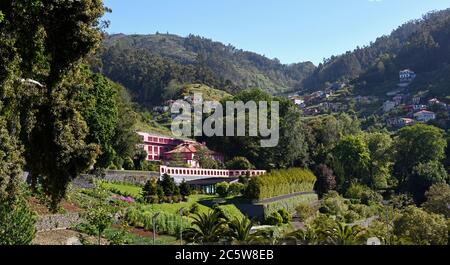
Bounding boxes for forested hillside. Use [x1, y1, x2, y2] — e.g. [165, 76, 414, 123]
[92, 33, 316, 107]
[93, 8, 450, 111]
[299, 8, 450, 98]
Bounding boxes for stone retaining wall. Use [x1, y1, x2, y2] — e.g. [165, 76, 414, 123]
[99, 170, 160, 185]
[36, 213, 82, 232]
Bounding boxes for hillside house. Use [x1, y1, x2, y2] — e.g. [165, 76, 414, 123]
[289, 96, 305, 107]
[428, 98, 440, 105]
[411, 105, 428, 111]
[383, 101, 396, 112]
[387, 117, 414, 127]
[428, 98, 448, 110]
[414, 110, 436, 122]
[412, 97, 421, 105]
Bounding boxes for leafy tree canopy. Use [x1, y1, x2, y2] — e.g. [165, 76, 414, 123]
[393, 124, 447, 195]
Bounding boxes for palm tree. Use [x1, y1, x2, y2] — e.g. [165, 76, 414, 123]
[228, 217, 259, 245]
[185, 210, 226, 244]
[251, 227, 284, 245]
[284, 227, 318, 245]
[319, 221, 364, 245]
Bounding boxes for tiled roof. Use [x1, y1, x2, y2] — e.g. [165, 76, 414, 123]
[166, 143, 201, 154]
[414, 110, 435, 115]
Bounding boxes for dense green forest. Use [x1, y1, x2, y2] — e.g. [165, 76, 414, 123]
[92, 33, 316, 106]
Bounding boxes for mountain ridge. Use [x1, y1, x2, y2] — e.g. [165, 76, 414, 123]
[93, 8, 450, 110]
[93, 33, 316, 107]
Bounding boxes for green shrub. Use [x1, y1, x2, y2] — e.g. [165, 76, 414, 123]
[141, 161, 160, 172]
[106, 224, 129, 245]
[228, 182, 245, 196]
[190, 203, 200, 215]
[142, 179, 158, 202]
[278, 209, 292, 224]
[226, 157, 255, 170]
[319, 192, 349, 216]
[245, 168, 317, 200]
[422, 183, 450, 218]
[263, 193, 318, 219]
[348, 203, 379, 219]
[296, 203, 317, 222]
[390, 194, 415, 210]
[266, 211, 283, 226]
[179, 180, 191, 197]
[216, 182, 230, 197]
[83, 205, 113, 245]
[394, 206, 448, 245]
[123, 157, 134, 170]
[345, 183, 382, 205]
[309, 214, 338, 232]
[159, 174, 180, 196]
[108, 164, 118, 170]
[344, 210, 361, 223]
[0, 199, 36, 245]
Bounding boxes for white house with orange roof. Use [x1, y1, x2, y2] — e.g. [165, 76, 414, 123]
[414, 110, 436, 122]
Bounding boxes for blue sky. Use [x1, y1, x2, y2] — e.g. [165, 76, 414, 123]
[103, 0, 450, 65]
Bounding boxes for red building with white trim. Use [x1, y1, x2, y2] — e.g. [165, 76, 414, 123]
[137, 132, 224, 168]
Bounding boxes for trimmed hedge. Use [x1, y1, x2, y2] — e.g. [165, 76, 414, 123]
[262, 193, 318, 219]
[246, 168, 317, 200]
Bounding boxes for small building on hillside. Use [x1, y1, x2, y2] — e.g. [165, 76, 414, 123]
[387, 117, 414, 128]
[428, 98, 448, 110]
[411, 105, 428, 111]
[428, 98, 440, 106]
[289, 96, 305, 107]
[383, 101, 396, 113]
[414, 110, 436, 122]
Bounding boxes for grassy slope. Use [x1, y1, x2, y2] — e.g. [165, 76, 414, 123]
[182, 83, 232, 101]
[100, 182, 143, 198]
[134, 118, 173, 136]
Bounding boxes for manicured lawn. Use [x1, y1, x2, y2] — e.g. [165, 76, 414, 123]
[100, 182, 143, 198]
